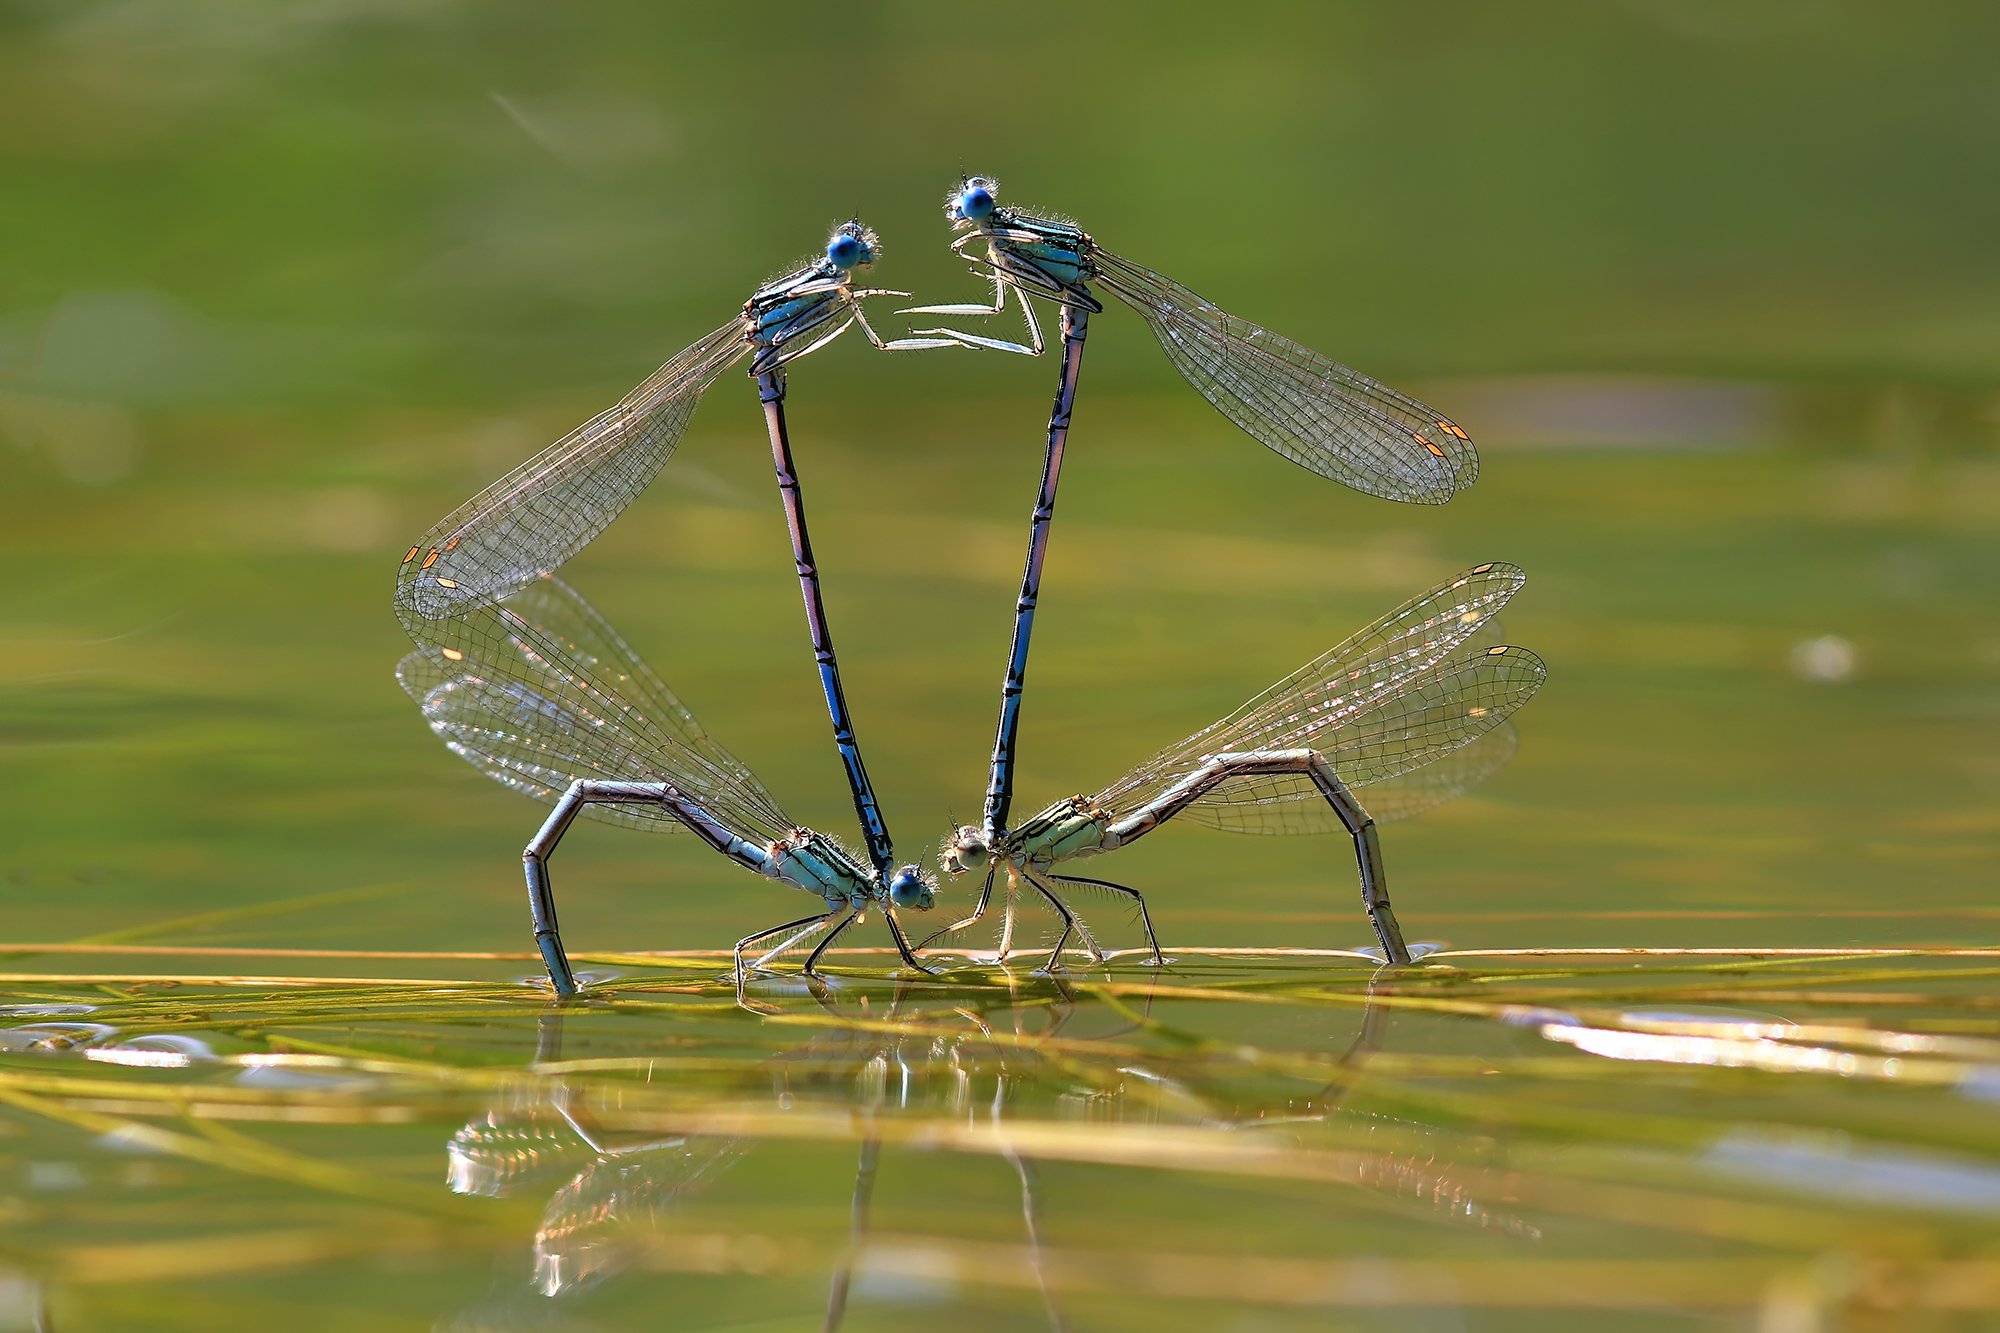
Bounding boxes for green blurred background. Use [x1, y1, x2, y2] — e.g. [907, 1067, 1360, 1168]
[4, 0, 1997, 960]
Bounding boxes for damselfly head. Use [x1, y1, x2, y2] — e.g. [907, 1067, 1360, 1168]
[946, 177, 998, 226]
[887, 865, 935, 911]
[940, 825, 990, 875]
[826, 220, 879, 271]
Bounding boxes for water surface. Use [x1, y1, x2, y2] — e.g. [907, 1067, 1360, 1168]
[3, 3, 1998, 1326]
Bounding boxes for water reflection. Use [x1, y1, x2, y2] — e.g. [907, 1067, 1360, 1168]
[451, 1015, 748, 1299]
[445, 980, 1537, 1326]
[448, 992, 1078, 1322]
[1533, 1001, 2000, 1091]
[0, 1266, 50, 1333]
[0, 1021, 118, 1052]
[6, 955, 2000, 1321]
[1705, 1131, 2000, 1217]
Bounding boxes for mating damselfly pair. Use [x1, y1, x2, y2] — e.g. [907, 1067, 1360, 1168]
[394, 177, 1545, 994]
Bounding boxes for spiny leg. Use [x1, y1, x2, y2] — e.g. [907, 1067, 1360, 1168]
[1050, 872, 1167, 966]
[896, 266, 1010, 317]
[1020, 867, 1094, 973]
[905, 326, 1043, 355]
[916, 862, 999, 954]
[800, 905, 864, 977]
[735, 904, 843, 984]
[880, 906, 936, 976]
[846, 293, 963, 352]
[876, 334, 966, 351]
[995, 865, 1023, 963]
[1103, 749, 1413, 965]
[904, 268, 1046, 355]
[1028, 867, 1106, 964]
[734, 907, 847, 1014]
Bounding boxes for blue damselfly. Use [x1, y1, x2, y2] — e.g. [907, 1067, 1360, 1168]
[923, 563, 1541, 969]
[905, 177, 1480, 850]
[396, 573, 937, 995]
[398, 222, 954, 887]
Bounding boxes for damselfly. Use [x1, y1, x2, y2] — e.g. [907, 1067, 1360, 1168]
[396, 574, 937, 996]
[397, 221, 954, 887]
[921, 563, 1542, 969]
[904, 176, 1480, 850]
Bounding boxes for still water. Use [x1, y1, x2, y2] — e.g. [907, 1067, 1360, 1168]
[5, 2, 2000, 1327]
[5, 388, 1997, 1326]
[7, 951, 2000, 1329]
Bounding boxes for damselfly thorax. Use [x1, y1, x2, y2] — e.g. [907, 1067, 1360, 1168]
[951, 208, 1105, 313]
[758, 827, 874, 903]
[742, 234, 900, 376]
[1005, 796, 1118, 866]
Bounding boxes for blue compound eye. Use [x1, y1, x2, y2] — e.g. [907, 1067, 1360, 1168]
[888, 868, 928, 909]
[826, 231, 868, 269]
[959, 182, 996, 221]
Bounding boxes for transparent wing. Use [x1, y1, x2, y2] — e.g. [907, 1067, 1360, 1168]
[1094, 250, 1476, 504]
[397, 647, 658, 833]
[396, 322, 746, 621]
[1362, 721, 1519, 824]
[537, 1139, 747, 1296]
[1098, 563, 1525, 812]
[396, 573, 795, 842]
[1318, 645, 1542, 784]
[1184, 723, 1518, 834]
[1143, 647, 1543, 837]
